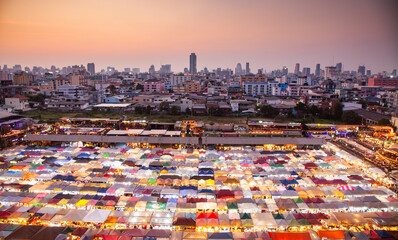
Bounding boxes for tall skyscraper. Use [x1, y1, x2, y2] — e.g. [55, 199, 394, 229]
[358, 65, 366, 76]
[392, 69, 397, 77]
[149, 65, 155, 74]
[325, 66, 337, 79]
[282, 66, 288, 75]
[335, 62, 342, 73]
[366, 70, 371, 76]
[235, 63, 242, 75]
[315, 64, 321, 77]
[294, 63, 300, 75]
[160, 64, 171, 74]
[246, 62, 250, 74]
[189, 53, 197, 75]
[302, 67, 311, 76]
[87, 63, 95, 75]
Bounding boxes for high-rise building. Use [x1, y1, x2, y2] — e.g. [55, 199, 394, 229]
[87, 63, 95, 75]
[13, 72, 30, 85]
[358, 65, 366, 76]
[366, 70, 371, 76]
[0, 71, 12, 86]
[160, 64, 171, 74]
[107, 66, 115, 75]
[294, 63, 300, 75]
[368, 76, 398, 87]
[325, 66, 338, 79]
[235, 63, 242, 75]
[13, 65, 22, 72]
[246, 62, 250, 74]
[335, 62, 342, 73]
[315, 64, 321, 77]
[149, 65, 155, 74]
[282, 66, 288, 75]
[302, 67, 311, 76]
[392, 69, 397, 77]
[189, 53, 197, 75]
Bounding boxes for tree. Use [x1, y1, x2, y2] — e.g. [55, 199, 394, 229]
[108, 85, 117, 95]
[378, 119, 391, 126]
[294, 102, 307, 112]
[259, 105, 279, 118]
[309, 105, 320, 116]
[136, 84, 144, 91]
[185, 108, 192, 115]
[159, 102, 169, 111]
[145, 105, 151, 115]
[294, 102, 307, 118]
[331, 101, 343, 120]
[342, 111, 363, 125]
[27, 93, 47, 105]
[169, 106, 180, 115]
[135, 106, 144, 114]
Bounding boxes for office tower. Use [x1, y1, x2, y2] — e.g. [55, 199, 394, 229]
[392, 69, 397, 77]
[294, 63, 300, 75]
[335, 62, 342, 73]
[235, 63, 242, 75]
[366, 70, 371, 76]
[184, 68, 189, 74]
[160, 64, 171, 74]
[302, 67, 311, 76]
[358, 65, 366, 76]
[149, 65, 155, 74]
[282, 66, 288, 75]
[189, 53, 197, 74]
[107, 66, 115, 75]
[124, 68, 131, 73]
[315, 64, 321, 77]
[246, 62, 250, 74]
[87, 63, 95, 75]
[325, 66, 337, 79]
[13, 65, 22, 72]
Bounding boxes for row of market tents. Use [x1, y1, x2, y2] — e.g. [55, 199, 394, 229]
[0, 225, 398, 240]
[0, 146, 397, 232]
[1, 204, 398, 229]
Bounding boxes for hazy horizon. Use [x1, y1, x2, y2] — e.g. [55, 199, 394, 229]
[1, 0, 397, 73]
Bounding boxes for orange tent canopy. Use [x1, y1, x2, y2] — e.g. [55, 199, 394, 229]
[317, 230, 345, 239]
[269, 232, 311, 240]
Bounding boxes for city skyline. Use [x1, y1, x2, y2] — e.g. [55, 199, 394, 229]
[1, 0, 398, 73]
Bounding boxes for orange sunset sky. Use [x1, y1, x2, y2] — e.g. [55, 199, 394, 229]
[0, 0, 397, 73]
